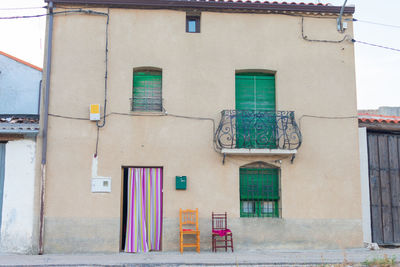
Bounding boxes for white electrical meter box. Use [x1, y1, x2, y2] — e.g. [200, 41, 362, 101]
[90, 104, 101, 121]
[91, 177, 111, 193]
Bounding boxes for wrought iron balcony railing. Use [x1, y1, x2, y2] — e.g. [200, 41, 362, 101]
[215, 110, 302, 151]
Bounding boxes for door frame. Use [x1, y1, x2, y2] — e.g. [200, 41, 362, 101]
[367, 132, 400, 245]
[119, 166, 164, 252]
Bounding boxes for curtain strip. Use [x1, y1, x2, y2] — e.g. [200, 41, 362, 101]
[124, 168, 162, 253]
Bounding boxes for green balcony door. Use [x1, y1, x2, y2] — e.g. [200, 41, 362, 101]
[235, 73, 276, 148]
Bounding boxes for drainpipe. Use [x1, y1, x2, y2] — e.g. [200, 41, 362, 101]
[337, 0, 348, 32]
[37, 80, 42, 117]
[39, 1, 54, 255]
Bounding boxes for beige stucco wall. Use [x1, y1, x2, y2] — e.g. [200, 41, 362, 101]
[38, 7, 362, 253]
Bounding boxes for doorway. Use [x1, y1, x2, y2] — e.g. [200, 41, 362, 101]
[367, 132, 400, 245]
[121, 167, 163, 252]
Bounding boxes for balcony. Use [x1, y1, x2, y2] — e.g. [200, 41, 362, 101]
[215, 110, 302, 155]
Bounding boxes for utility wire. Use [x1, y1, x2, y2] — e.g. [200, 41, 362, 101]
[0, 9, 108, 19]
[0, 14, 47, 19]
[350, 18, 400, 29]
[352, 39, 400, 52]
[0, 6, 46, 10]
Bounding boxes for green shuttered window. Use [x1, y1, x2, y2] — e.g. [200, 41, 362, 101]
[240, 167, 280, 218]
[235, 73, 276, 149]
[235, 73, 275, 111]
[132, 71, 162, 111]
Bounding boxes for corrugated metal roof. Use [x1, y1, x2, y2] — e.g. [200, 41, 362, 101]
[0, 123, 40, 134]
[358, 113, 400, 124]
[0, 116, 39, 134]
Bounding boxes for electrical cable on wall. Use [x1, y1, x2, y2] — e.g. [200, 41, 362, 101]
[6, 8, 368, 157]
[39, 8, 110, 156]
[95, 127, 100, 157]
[48, 110, 219, 152]
[298, 114, 358, 131]
[48, 113, 89, 120]
[0, 10, 353, 46]
[1, 7, 111, 157]
[95, 8, 109, 129]
[301, 16, 350, 43]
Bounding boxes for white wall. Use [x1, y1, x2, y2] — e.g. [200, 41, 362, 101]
[0, 139, 36, 254]
[359, 127, 372, 244]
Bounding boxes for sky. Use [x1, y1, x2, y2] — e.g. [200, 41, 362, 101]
[0, 0, 399, 110]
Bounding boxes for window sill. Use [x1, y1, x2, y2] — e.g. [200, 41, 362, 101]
[240, 216, 283, 220]
[130, 111, 166, 116]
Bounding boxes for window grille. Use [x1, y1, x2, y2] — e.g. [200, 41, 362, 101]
[240, 167, 280, 218]
[132, 71, 162, 112]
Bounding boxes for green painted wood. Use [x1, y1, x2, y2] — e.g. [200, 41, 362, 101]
[235, 73, 276, 149]
[240, 167, 279, 217]
[132, 71, 162, 111]
[0, 143, 6, 230]
[236, 74, 256, 111]
[235, 73, 275, 111]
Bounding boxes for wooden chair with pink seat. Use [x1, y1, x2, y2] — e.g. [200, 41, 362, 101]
[211, 212, 233, 252]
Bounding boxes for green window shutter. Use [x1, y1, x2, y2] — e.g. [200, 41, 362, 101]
[132, 71, 162, 111]
[254, 75, 275, 111]
[240, 167, 280, 218]
[235, 74, 256, 110]
[240, 168, 279, 200]
[235, 73, 276, 149]
[235, 73, 275, 111]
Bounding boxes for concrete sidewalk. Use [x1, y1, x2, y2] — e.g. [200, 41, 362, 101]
[0, 248, 399, 266]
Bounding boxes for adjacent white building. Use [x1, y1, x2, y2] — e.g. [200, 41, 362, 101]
[0, 51, 41, 254]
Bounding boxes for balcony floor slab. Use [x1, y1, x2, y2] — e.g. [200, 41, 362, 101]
[221, 148, 297, 155]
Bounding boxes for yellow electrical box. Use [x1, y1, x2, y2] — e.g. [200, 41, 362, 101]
[90, 104, 100, 121]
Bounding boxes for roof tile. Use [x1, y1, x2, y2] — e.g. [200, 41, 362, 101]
[46, 0, 354, 14]
[358, 113, 400, 124]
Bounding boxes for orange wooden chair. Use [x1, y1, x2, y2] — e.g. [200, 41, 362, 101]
[179, 208, 200, 253]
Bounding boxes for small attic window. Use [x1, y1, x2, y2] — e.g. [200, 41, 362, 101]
[186, 13, 200, 33]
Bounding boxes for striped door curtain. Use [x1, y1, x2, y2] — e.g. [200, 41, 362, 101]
[124, 168, 162, 252]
